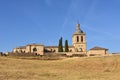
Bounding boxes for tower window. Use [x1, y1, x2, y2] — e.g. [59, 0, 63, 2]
[79, 48, 83, 52]
[77, 36, 79, 42]
[81, 36, 83, 42]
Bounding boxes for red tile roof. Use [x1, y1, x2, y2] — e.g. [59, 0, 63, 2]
[90, 46, 108, 50]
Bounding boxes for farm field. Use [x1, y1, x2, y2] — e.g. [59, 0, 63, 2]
[0, 55, 120, 80]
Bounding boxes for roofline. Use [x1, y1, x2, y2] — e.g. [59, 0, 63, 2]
[90, 46, 108, 50]
[27, 43, 44, 46]
[45, 46, 58, 48]
[73, 33, 86, 35]
[45, 45, 74, 48]
[90, 48, 108, 50]
[14, 46, 26, 49]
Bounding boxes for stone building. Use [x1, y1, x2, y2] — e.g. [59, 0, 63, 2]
[13, 23, 108, 56]
[13, 44, 44, 55]
[87, 46, 109, 56]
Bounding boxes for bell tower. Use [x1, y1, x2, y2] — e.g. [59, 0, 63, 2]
[72, 23, 86, 52]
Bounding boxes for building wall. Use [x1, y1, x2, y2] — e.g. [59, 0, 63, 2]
[13, 45, 44, 55]
[26, 46, 31, 53]
[44, 46, 75, 53]
[13, 48, 17, 52]
[87, 50, 108, 56]
[68, 47, 75, 52]
[45, 47, 58, 52]
[13, 48, 26, 53]
[72, 34, 86, 52]
[72, 34, 86, 44]
[26, 45, 44, 55]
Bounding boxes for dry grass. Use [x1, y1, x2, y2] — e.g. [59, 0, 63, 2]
[0, 55, 120, 80]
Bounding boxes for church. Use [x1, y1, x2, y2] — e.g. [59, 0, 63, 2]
[13, 23, 109, 56]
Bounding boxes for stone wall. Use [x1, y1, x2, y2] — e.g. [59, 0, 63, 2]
[87, 50, 108, 56]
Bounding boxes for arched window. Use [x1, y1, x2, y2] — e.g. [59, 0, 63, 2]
[81, 36, 83, 42]
[69, 49, 72, 52]
[53, 50, 56, 52]
[77, 36, 79, 42]
[79, 48, 83, 52]
[23, 51, 25, 53]
[20, 50, 22, 53]
[33, 48, 37, 52]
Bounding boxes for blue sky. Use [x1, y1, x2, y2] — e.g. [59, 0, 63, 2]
[0, 0, 120, 53]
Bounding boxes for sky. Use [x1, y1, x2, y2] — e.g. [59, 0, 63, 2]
[0, 0, 120, 53]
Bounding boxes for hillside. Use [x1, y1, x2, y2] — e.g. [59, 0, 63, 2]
[0, 55, 120, 80]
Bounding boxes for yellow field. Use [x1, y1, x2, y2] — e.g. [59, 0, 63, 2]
[0, 55, 120, 80]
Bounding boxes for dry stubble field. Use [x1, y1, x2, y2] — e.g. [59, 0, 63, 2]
[0, 55, 120, 80]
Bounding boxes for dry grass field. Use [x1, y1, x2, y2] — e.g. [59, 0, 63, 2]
[0, 55, 120, 80]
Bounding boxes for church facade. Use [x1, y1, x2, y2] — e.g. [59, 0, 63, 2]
[13, 23, 108, 56]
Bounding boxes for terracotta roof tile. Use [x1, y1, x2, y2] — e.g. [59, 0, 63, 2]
[90, 46, 108, 50]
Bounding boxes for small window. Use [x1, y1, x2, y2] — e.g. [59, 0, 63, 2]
[81, 36, 83, 42]
[77, 36, 79, 42]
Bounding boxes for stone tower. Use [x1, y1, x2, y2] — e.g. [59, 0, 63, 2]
[72, 23, 86, 52]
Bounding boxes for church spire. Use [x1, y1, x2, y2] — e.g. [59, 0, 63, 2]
[73, 23, 84, 34]
[76, 23, 81, 33]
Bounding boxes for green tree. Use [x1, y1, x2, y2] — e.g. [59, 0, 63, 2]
[58, 37, 63, 52]
[58, 39, 61, 52]
[65, 40, 69, 52]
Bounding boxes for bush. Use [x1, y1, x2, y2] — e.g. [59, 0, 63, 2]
[8, 52, 63, 60]
[9, 52, 37, 57]
[72, 54, 87, 57]
[0, 52, 3, 56]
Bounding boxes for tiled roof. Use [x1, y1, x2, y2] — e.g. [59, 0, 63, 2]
[16, 46, 26, 49]
[27, 43, 44, 46]
[45, 46, 74, 48]
[45, 46, 58, 48]
[90, 46, 108, 50]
